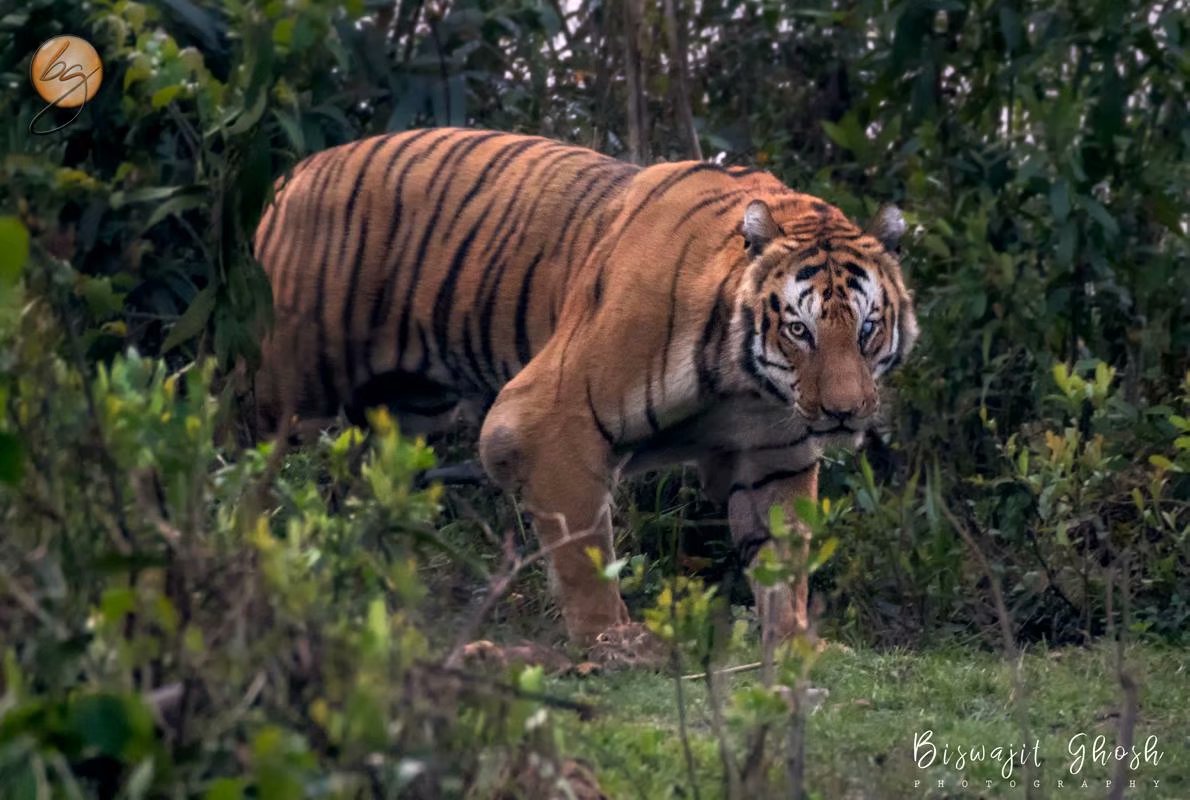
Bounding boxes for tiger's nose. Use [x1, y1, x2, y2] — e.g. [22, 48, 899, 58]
[821, 405, 856, 423]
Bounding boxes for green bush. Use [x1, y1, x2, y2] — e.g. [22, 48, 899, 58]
[0, 247, 580, 796]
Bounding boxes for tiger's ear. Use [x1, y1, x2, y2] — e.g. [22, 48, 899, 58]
[867, 204, 907, 252]
[742, 200, 782, 257]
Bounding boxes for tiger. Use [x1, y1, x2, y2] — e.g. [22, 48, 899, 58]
[252, 127, 918, 656]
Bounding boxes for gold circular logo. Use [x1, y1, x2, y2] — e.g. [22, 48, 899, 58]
[30, 36, 103, 109]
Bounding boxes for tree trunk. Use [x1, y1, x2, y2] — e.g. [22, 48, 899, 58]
[622, 0, 650, 164]
[663, 0, 702, 160]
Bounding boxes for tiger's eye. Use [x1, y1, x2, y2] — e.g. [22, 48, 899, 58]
[861, 319, 876, 338]
[788, 321, 808, 338]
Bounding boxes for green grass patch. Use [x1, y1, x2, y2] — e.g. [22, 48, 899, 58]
[547, 643, 1188, 798]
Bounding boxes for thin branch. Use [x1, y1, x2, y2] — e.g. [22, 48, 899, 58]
[669, 603, 702, 800]
[682, 660, 763, 681]
[442, 504, 610, 669]
[785, 683, 807, 800]
[1109, 557, 1139, 800]
[0, 564, 69, 639]
[703, 656, 740, 799]
[424, 663, 598, 720]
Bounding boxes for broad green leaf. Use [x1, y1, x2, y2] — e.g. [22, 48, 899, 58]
[111, 185, 189, 207]
[151, 84, 183, 108]
[1052, 363, 1070, 393]
[821, 115, 864, 154]
[162, 286, 216, 352]
[142, 187, 210, 232]
[226, 89, 269, 135]
[792, 496, 818, 528]
[69, 694, 153, 759]
[1049, 180, 1070, 223]
[768, 504, 790, 538]
[272, 108, 305, 152]
[1079, 195, 1119, 237]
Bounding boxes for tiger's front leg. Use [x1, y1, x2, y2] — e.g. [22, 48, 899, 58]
[709, 456, 819, 649]
[479, 389, 630, 645]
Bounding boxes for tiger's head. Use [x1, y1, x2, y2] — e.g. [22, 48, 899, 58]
[736, 199, 918, 433]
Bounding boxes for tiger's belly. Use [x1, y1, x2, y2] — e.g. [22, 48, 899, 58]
[621, 393, 864, 478]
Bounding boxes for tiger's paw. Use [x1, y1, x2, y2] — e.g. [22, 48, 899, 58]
[585, 623, 668, 671]
[458, 639, 575, 675]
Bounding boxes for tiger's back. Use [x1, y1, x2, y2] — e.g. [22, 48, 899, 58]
[253, 128, 638, 432]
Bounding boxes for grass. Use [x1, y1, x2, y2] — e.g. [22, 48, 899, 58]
[544, 642, 1188, 799]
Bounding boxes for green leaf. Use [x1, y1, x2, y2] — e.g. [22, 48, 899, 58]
[1094, 361, 1113, 393]
[204, 778, 247, 800]
[792, 496, 819, 529]
[1079, 195, 1118, 237]
[998, 4, 1023, 52]
[100, 587, 137, 624]
[69, 694, 152, 759]
[859, 454, 875, 489]
[1148, 455, 1174, 471]
[111, 185, 189, 208]
[272, 109, 305, 153]
[1054, 219, 1077, 266]
[921, 233, 951, 259]
[0, 216, 30, 287]
[142, 187, 210, 232]
[0, 432, 23, 484]
[78, 276, 126, 318]
[126, 759, 155, 800]
[1049, 180, 1070, 223]
[821, 114, 865, 155]
[151, 84, 183, 109]
[162, 286, 216, 353]
[1052, 362, 1070, 393]
[517, 665, 544, 694]
[809, 537, 839, 573]
[273, 18, 295, 47]
[227, 89, 268, 135]
[768, 504, 790, 538]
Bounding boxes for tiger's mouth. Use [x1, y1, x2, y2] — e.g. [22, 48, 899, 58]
[810, 423, 852, 435]
[808, 420, 872, 436]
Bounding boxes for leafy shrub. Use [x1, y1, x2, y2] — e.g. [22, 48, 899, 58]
[0, 233, 585, 797]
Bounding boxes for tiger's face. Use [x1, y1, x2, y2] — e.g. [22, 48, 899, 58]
[738, 200, 918, 432]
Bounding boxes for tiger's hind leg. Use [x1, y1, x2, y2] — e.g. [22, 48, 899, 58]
[345, 369, 464, 435]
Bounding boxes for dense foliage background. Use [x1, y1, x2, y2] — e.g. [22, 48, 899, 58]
[0, 0, 1186, 797]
